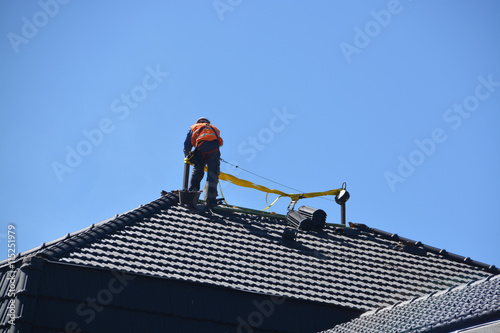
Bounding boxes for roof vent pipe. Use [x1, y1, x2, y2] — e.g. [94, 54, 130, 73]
[335, 182, 350, 226]
[177, 161, 202, 206]
[183, 162, 190, 191]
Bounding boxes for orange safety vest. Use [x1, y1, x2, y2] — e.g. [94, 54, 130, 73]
[190, 123, 223, 148]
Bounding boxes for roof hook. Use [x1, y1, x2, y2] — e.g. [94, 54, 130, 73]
[287, 195, 304, 211]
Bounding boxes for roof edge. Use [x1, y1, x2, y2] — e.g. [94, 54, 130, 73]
[0, 192, 179, 266]
[38, 192, 179, 260]
[350, 222, 499, 274]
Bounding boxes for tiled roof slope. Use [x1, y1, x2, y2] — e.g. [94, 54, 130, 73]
[321, 274, 500, 333]
[17, 192, 498, 312]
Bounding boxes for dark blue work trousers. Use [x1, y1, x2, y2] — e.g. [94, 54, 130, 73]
[189, 143, 220, 201]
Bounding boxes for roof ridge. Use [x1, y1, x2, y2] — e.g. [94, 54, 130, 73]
[27, 192, 179, 261]
[349, 223, 499, 274]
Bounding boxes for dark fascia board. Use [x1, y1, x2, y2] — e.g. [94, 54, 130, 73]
[349, 222, 499, 274]
[22, 256, 364, 315]
[4, 257, 362, 332]
[0, 193, 179, 268]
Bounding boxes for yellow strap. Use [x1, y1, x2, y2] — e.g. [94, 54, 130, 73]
[217, 169, 342, 201]
[185, 158, 342, 208]
[263, 193, 281, 211]
[218, 180, 229, 206]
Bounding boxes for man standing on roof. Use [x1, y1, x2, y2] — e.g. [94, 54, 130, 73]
[184, 117, 223, 208]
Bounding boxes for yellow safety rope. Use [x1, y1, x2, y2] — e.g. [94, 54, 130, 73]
[217, 180, 230, 206]
[184, 158, 342, 210]
[264, 192, 281, 212]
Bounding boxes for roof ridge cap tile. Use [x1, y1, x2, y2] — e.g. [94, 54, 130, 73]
[350, 222, 500, 274]
[36, 192, 179, 261]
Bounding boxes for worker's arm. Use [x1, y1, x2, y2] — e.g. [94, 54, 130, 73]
[183, 130, 193, 156]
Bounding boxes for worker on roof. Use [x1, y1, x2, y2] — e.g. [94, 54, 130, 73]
[184, 117, 223, 208]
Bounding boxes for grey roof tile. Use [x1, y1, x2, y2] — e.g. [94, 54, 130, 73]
[7, 192, 498, 313]
[323, 274, 500, 333]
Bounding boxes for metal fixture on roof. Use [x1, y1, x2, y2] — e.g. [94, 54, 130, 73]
[298, 206, 327, 231]
[177, 159, 201, 206]
[286, 210, 313, 231]
[335, 182, 350, 226]
[182, 161, 190, 191]
[283, 206, 327, 240]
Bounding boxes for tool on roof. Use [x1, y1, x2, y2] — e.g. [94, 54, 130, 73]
[298, 206, 327, 230]
[286, 210, 313, 231]
[283, 206, 327, 242]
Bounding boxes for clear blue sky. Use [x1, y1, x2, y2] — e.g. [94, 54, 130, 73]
[1, 1, 499, 268]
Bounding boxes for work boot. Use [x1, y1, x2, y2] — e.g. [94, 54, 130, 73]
[206, 198, 217, 209]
